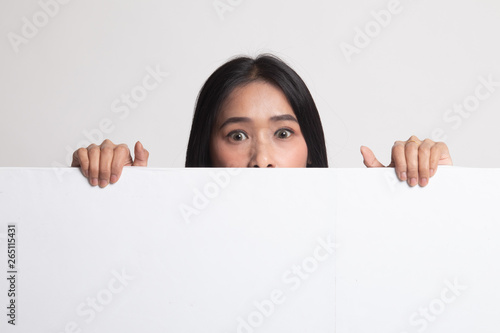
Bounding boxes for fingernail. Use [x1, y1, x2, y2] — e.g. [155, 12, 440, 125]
[420, 178, 428, 187]
[410, 178, 417, 187]
[430, 169, 435, 177]
[400, 172, 407, 181]
[91, 178, 98, 186]
[99, 179, 108, 188]
[82, 169, 88, 178]
[110, 174, 118, 184]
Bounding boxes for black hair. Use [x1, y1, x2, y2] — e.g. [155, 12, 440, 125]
[185, 53, 328, 167]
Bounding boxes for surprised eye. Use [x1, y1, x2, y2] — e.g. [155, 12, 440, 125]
[276, 128, 293, 139]
[228, 130, 248, 141]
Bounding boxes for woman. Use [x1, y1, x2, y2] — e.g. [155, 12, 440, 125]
[71, 54, 452, 187]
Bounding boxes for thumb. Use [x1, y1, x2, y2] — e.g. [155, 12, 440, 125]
[360, 146, 385, 168]
[132, 141, 149, 166]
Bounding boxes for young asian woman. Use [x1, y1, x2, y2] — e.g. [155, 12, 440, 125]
[71, 54, 452, 188]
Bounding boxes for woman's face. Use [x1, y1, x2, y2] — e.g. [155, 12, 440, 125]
[209, 81, 309, 167]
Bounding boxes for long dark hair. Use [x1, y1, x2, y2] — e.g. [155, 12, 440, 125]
[185, 54, 328, 167]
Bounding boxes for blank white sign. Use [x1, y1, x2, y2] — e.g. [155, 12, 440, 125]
[0, 167, 498, 332]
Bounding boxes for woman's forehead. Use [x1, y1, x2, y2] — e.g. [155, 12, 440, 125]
[217, 81, 295, 120]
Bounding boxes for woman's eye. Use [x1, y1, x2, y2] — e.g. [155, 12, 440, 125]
[276, 128, 293, 139]
[228, 131, 248, 141]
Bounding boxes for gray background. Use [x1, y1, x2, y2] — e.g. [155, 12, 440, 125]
[1, 0, 499, 168]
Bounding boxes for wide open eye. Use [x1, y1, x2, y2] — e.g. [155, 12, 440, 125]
[275, 128, 294, 139]
[228, 130, 248, 141]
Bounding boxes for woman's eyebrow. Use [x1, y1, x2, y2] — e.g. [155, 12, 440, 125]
[219, 114, 298, 130]
[219, 117, 251, 130]
[270, 114, 298, 123]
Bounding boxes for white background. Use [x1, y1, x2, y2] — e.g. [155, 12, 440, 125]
[1, 0, 499, 168]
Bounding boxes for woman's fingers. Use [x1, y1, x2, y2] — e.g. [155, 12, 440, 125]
[391, 141, 407, 181]
[390, 136, 452, 187]
[70, 139, 144, 188]
[98, 140, 116, 187]
[71, 148, 90, 178]
[404, 138, 421, 187]
[417, 139, 434, 187]
[360, 146, 385, 167]
[110, 144, 133, 184]
[132, 141, 149, 166]
[429, 142, 453, 177]
[87, 144, 101, 186]
[98, 140, 135, 187]
[365, 136, 453, 187]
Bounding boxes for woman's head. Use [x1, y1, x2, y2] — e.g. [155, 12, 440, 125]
[185, 54, 328, 167]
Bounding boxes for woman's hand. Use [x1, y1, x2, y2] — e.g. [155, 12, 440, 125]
[360, 136, 452, 187]
[71, 139, 149, 188]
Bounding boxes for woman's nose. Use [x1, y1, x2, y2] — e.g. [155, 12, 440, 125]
[249, 140, 276, 168]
